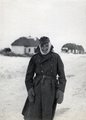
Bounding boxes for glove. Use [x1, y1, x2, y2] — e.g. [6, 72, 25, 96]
[28, 88, 35, 102]
[56, 89, 64, 104]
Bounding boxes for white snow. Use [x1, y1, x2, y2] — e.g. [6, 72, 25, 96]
[0, 53, 86, 120]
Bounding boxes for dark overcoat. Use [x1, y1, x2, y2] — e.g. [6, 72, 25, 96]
[22, 50, 66, 120]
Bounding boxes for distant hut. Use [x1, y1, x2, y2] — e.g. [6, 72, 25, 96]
[77, 45, 84, 54]
[61, 43, 77, 53]
[61, 43, 84, 54]
[11, 37, 39, 55]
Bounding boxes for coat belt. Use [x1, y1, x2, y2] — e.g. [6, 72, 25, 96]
[36, 74, 56, 79]
[35, 74, 57, 85]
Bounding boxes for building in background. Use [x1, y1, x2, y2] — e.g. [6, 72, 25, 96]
[11, 36, 39, 55]
[61, 43, 85, 54]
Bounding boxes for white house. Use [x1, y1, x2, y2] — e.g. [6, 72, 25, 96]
[11, 37, 39, 55]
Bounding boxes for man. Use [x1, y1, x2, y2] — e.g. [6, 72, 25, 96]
[22, 36, 66, 120]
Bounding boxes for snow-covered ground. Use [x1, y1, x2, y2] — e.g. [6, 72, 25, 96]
[0, 53, 86, 120]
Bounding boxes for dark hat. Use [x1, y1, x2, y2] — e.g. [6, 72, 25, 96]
[39, 36, 50, 45]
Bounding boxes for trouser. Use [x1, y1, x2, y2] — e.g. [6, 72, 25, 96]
[24, 76, 57, 120]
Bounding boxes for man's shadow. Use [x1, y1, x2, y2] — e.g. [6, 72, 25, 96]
[55, 108, 70, 116]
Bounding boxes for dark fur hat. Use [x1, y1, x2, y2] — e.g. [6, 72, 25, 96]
[39, 36, 50, 45]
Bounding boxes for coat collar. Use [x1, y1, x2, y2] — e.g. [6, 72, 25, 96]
[38, 52, 52, 64]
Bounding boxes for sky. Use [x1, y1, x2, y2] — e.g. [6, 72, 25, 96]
[0, 0, 86, 51]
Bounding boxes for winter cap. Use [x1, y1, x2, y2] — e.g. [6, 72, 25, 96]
[39, 36, 50, 45]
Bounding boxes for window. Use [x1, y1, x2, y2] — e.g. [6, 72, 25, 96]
[28, 48, 31, 53]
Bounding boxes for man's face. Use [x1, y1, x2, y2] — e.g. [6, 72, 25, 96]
[40, 43, 49, 54]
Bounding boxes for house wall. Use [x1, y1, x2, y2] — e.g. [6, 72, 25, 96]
[11, 46, 25, 54]
[25, 47, 36, 54]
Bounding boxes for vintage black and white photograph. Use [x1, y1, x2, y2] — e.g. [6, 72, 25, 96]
[0, 0, 86, 120]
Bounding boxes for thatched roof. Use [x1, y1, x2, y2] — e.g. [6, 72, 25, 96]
[11, 37, 39, 47]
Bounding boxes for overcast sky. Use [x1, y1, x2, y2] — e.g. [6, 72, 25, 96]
[0, 0, 86, 51]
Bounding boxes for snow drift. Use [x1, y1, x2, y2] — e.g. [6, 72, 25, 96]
[0, 53, 86, 120]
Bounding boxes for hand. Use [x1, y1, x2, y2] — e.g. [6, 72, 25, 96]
[28, 88, 35, 102]
[56, 89, 64, 104]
